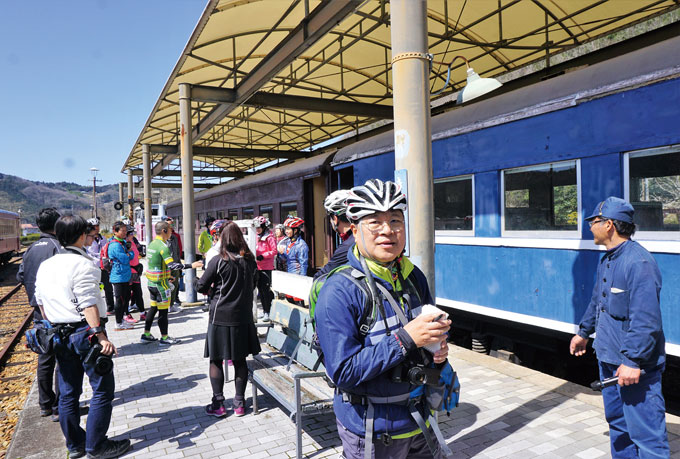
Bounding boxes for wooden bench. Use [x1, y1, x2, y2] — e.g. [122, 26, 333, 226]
[250, 299, 335, 459]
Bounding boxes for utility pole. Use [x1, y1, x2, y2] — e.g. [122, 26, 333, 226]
[90, 168, 101, 218]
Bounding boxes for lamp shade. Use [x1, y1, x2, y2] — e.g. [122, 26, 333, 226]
[456, 67, 502, 104]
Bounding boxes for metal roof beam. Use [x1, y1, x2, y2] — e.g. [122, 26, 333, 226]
[131, 169, 250, 178]
[150, 0, 361, 178]
[192, 0, 363, 141]
[132, 180, 214, 189]
[145, 143, 305, 159]
[190, 84, 392, 119]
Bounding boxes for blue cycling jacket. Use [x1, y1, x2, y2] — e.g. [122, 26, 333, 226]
[280, 237, 309, 276]
[315, 246, 434, 438]
[107, 237, 133, 283]
[578, 240, 665, 370]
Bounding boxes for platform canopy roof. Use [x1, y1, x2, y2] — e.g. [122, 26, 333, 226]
[122, 0, 680, 181]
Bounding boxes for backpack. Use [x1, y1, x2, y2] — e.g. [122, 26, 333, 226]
[100, 240, 113, 272]
[100, 239, 124, 272]
[309, 264, 423, 334]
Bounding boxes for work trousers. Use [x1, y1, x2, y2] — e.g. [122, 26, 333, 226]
[37, 352, 59, 412]
[56, 324, 115, 454]
[336, 419, 442, 459]
[599, 361, 670, 458]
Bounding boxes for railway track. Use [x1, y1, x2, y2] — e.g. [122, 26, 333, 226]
[0, 253, 37, 457]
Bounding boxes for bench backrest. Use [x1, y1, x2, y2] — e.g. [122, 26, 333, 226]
[266, 299, 323, 371]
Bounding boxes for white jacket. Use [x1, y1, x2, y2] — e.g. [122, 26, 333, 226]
[35, 246, 107, 323]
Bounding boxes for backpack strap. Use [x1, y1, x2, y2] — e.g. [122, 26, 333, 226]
[334, 268, 378, 336]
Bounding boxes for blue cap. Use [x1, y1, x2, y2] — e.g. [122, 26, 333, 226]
[585, 197, 634, 224]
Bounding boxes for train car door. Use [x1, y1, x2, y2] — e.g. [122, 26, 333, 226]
[303, 176, 327, 275]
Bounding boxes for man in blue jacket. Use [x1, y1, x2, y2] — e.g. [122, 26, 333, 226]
[17, 207, 62, 420]
[108, 221, 134, 331]
[313, 189, 354, 280]
[315, 179, 451, 459]
[570, 197, 669, 458]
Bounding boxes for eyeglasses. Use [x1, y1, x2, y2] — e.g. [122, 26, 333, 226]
[588, 219, 609, 228]
[362, 219, 405, 234]
[86, 233, 96, 239]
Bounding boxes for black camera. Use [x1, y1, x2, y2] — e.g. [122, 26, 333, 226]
[84, 343, 114, 376]
[391, 363, 440, 386]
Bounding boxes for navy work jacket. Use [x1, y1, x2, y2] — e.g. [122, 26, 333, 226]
[578, 240, 665, 370]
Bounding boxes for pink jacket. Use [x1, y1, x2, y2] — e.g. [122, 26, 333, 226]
[256, 231, 277, 271]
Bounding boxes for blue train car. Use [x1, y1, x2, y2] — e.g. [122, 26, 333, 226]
[331, 36, 680, 357]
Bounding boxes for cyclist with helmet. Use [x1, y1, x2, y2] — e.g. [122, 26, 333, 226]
[86, 217, 114, 315]
[205, 219, 227, 267]
[198, 216, 216, 258]
[278, 217, 309, 276]
[315, 179, 451, 459]
[254, 216, 277, 321]
[313, 189, 353, 280]
[274, 224, 287, 271]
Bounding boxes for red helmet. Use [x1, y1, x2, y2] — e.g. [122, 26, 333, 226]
[283, 217, 304, 229]
[209, 219, 227, 237]
[253, 216, 270, 227]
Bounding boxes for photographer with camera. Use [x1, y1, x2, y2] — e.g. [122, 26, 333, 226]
[315, 179, 452, 459]
[34, 215, 130, 459]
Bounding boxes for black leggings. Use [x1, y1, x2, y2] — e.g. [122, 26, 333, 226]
[112, 282, 130, 324]
[144, 307, 168, 336]
[129, 282, 146, 313]
[256, 270, 274, 314]
[209, 358, 248, 400]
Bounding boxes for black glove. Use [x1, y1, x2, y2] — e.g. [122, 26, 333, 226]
[125, 241, 132, 251]
[256, 255, 264, 261]
[133, 264, 143, 274]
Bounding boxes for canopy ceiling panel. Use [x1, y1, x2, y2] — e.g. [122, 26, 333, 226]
[123, 0, 680, 178]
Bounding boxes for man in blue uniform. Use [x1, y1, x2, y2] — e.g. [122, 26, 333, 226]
[570, 197, 669, 458]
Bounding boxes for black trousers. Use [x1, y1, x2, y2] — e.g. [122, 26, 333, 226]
[37, 352, 59, 412]
[100, 269, 114, 312]
[112, 282, 131, 324]
[256, 270, 274, 314]
[130, 282, 146, 313]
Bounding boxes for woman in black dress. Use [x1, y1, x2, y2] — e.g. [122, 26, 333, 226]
[197, 221, 260, 417]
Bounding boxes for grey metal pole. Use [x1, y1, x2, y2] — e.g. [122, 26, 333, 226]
[142, 145, 153, 245]
[390, 0, 435, 291]
[118, 183, 125, 217]
[179, 83, 197, 303]
[127, 169, 134, 222]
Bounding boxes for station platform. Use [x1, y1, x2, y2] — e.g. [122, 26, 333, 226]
[8, 297, 680, 458]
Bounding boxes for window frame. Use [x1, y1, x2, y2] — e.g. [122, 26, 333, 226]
[501, 159, 582, 238]
[623, 144, 680, 241]
[433, 174, 475, 237]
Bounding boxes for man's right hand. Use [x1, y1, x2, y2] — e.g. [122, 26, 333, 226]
[569, 335, 588, 356]
[98, 336, 117, 356]
[403, 313, 451, 349]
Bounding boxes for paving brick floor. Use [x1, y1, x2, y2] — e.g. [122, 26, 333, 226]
[8, 278, 680, 458]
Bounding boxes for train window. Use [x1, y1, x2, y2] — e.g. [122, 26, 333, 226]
[176, 216, 182, 232]
[216, 210, 224, 219]
[259, 205, 273, 221]
[228, 209, 239, 221]
[502, 160, 579, 236]
[625, 146, 680, 238]
[434, 175, 473, 234]
[242, 207, 254, 220]
[281, 202, 297, 219]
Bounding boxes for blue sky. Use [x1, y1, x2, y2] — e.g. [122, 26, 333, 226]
[0, 0, 205, 186]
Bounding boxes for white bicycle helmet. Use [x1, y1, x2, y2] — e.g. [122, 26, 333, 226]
[323, 189, 350, 216]
[87, 217, 100, 226]
[346, 179, 407, 221]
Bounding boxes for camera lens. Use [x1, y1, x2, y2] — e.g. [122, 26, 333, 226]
[407, 367, 426, 385]
[94, 356, 114, 375]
